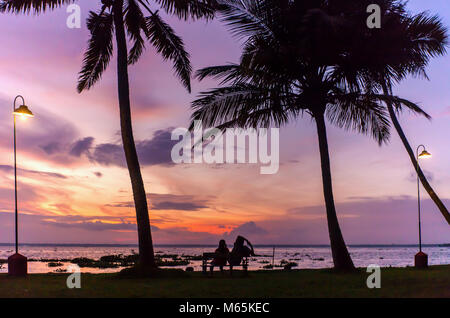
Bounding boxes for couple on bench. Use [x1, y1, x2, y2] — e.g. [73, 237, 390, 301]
[210, 236, 255, 272]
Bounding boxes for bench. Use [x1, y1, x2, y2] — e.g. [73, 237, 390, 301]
[202, 252, 249, 275]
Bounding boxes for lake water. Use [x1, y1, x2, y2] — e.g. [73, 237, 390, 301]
[0, 245, 448, 273]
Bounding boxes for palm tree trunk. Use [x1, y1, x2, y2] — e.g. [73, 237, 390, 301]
[113, 0, 156, 268]
[382, 84, 450, 225]
[315, 111, 355, 271]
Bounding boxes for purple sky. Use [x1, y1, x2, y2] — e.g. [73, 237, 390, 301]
[0, 0, 448, 245]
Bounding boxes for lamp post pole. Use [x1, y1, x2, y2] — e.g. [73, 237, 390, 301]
[414, 144, 430, 269]
[13, 95, 27, 254]
[8, 95, 33, 276]
[13, 99, 18, 254]
[416, 145, 424, 253]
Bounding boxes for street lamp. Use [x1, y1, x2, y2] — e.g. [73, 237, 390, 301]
[8, 95, 33, 276]
[414, 144, 431, 269]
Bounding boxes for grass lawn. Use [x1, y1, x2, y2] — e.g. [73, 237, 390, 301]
[0, 265, 448, 298]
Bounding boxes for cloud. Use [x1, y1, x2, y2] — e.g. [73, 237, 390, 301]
[0, 98, 91, 167]
[40, 142, 61, 155]
[106, 202, 135, 208]
[70, 137, 94, 157]
[90, 143, 125, 167]
[0, 195, 447, 245]
[41, 220, 138, 232]
[48, 203, 76, 214]
[148, 226, 220, 244]
[106, 193, 210, 211]
[152, 201, 207, 211]
[88, 128, 177, 167]
[0, 183, 43, 207]
[0, 164, 67, 179]
[149, 193, 209, 211]
[224, 221, 268, 238]
[136, 129, 177, 166]
[8, 126, 182, 169]
[0, 97, 176, 169]
[283, 195, 450, 244]
[0, 97, 179, 170]
[407, 169, 434, 183]
[0, 211, 140, 243]
[21, 113, 78, 156]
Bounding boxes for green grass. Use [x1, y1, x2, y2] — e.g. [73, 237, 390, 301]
[0, 265, 448, 298]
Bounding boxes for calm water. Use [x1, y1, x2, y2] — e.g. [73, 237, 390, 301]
[0, 245, 448, 273]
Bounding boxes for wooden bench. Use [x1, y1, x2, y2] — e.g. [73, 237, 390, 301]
[202, 252, 249, 275]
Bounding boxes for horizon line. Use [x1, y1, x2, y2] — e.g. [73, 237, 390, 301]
[0, 243, 448, 247]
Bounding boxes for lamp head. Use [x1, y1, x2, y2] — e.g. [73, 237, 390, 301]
[13, 105, 34, 118]
[418, 150, 432, 159]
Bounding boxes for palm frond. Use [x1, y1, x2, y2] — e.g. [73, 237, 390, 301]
[217, 0, 278, 39]
[154, 0, 217, 20]
[195, 63, 271, 85]
[327, 93, 391, 145]
[373, 94, 431, 119]
[125, 0, 146, 65]
[77, 11, 114, 92]
[145, 12, 192, 92]
[195, 64, 240, 82]
[191, 84, 295, 129]
[0, 0, 76, 14]
[408, 12, 448, 58]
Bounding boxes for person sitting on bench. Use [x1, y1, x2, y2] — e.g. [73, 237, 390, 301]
[228, 236, 255, 267]
[211, 239, 229, 272]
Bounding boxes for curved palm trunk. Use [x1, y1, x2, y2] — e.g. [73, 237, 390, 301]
[113, 0, 156, 268]
[315, 112, 355, 271]
[382, 84, 450, 226]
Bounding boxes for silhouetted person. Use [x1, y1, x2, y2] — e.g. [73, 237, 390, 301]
[211, 239, 229, 272]
[228, 236, 255, 267]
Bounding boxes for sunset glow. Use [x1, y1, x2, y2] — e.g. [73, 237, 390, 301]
[0, 0, 448, 246]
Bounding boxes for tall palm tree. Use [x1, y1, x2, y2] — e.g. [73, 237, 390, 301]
[359, 2, 450, 225]
[190, 0, 427, 271]
[308, 0, 450, 225]
[0, 0, 217, 269]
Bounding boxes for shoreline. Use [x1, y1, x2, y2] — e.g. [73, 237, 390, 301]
[1, 247, 449, 273]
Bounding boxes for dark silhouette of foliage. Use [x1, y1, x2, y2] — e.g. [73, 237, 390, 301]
[190, 0, 440, 270]
[300, 0, 450, 225]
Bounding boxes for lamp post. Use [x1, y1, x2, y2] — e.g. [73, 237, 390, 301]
[8, 95, 33, 276]
[414, 144, 431, 269]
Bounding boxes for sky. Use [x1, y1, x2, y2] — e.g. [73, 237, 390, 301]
[0, 0, 449, 245]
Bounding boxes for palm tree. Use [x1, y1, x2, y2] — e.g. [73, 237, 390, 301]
[0, 0, 217, 269]
[189, 0, 427, 271]
[307, 0, 450, 224]
[358, 2, 450, 225]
